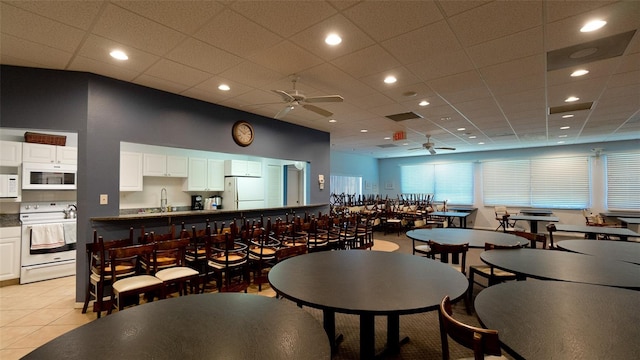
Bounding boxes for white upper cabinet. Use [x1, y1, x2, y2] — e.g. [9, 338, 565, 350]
[143, 154, 188, 177]
[0, 141, 22, 166]
[120, 152, 143, 192]
[184, 158, 224, 191]
[22, 143, 77, 165]
[224, 160, 262, 177]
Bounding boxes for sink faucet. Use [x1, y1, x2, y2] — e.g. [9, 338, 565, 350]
[160, 188, 167, 212]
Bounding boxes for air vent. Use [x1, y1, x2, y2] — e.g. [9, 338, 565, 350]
[547, 30, 636, 71]
[377, 144, 398, 148]
[549, 102, 593, 114]
[385, 112, 423, 121]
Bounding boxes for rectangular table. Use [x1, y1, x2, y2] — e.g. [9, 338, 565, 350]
[429, 211, 471, 228]
[618, 217, 640, 233]
[508, 214, 559, 233]
[550, 223, 640, 242]
[446, 206, 477, 213]
[518, 208, 553, 216]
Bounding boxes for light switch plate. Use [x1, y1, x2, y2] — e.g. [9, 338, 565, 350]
[100, 194, 108, 205]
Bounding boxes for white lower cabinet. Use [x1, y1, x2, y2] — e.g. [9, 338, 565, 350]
[0, 227, 21, 281]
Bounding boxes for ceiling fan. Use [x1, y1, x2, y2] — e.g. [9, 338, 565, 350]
[271, 75, 343, 119]
[409, 135, 456, 155]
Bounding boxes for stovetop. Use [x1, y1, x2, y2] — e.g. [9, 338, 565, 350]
[20, 201, 77, 224]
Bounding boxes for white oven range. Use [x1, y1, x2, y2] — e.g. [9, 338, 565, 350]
[19, 202, 77, 284]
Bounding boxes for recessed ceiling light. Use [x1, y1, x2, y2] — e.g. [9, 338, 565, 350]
[478, 142, 485, 145]
[325, 33, 342, 46]
[384, 136, 391, 140]
[581, 20, 606, 33]
[559, 135, 568, 138]
[440, 117, 451, 121]
[218, 84, 230, 91]
[329, 119, 337, 123]
[110, 50, 128, 60]
[402, 143, 409, 146]
[360, 129, 368, 133]
[384, 76, 397, 84]
[562, 114, 574, 118]
[571, 69, 589, 77]
[560, 126, 570, 130]
[419, 100, 430, 106]
[469, 135, 477, 139]
[557, 141, 566, 144]
[457, 127, 466, 131]
[565, 96, 580, 102]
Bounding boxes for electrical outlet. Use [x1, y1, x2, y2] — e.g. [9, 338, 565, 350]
[100, 194, 108, 205]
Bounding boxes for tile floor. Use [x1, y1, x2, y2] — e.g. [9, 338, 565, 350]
[0, 275, 276, 359]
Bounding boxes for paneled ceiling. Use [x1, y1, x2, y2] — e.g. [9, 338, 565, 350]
[1, 1, 639, 158]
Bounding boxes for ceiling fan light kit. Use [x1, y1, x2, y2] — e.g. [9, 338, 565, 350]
[409, 135, 456, 155]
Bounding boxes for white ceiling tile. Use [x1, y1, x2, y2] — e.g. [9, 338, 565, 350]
[165, 37, 242, 75]
[0, 33, 72, 68]
[113, 0, 225, 35]
[343, 1, 443, 41]
[230, 1, 336, 38]
[144, 59, 212, 88]
[247, 41, 324, 75]
[381, 21, 462, 64]
[194, 9, 282, 58]
[133, 74, 191, 95]
[291, 14, 375, 61]
[1, 2, 85, 53]
[6, 0, 103, 30]
[76, 34, 160, 72]
[406, 50, 475, 82]
[448, 1, 542, 47]
[218, 61, 284, 88]
[68, 56, 139, 82]
[332, 45, 401, 79]
[92, 4, 185, 55]
[467, 27, 543, 68]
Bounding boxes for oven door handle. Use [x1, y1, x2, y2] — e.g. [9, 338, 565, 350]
[23, 260, 75, 270]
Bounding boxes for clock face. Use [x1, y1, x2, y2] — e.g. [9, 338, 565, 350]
[232, 121, 254, 146]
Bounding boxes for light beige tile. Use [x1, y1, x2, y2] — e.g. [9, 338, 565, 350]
[50, 310, 93, 326]
[5, 308, 73, 327]
[5, 324, 77, 349]
[0, 309, 36, 327]
[0, 347, 35, 360]
[0, 325, 41, 349]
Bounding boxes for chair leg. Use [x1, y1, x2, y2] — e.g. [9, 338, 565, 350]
[82, 283, 91, 314]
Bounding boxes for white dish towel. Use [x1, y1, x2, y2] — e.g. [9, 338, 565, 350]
[30, 223, 65, 250]
[63, 223, 77, 244]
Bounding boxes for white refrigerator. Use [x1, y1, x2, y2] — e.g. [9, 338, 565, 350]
[222, 177, 265, 210]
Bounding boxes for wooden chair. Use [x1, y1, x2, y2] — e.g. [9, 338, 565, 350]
[153, 238, 200, 296]
[247, 227, 279, 291]
[427, 241, 469, 275]
[108, 243, 165, 314]
[82, 229, 134, 318]
[204, 228, 250, 293]
[439, 296, 506, 360]
[275, 244, 308, 263]
[467, 242, 523, 305]
[508, 230, 547, 249]
[494, 206, 516, 232]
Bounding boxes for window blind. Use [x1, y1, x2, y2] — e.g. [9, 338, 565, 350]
[400, 164, 434, 194]
[401, 162, 473, 203]
[482, 160, 531, 206]
[330, 175, 362, 195]
[607, 152, 640, 210]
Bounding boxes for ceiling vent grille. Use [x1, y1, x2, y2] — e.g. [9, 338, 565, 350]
[385, 112, 423, 121]
[547, 30, 636, 71]
[549, 102, 593, 114]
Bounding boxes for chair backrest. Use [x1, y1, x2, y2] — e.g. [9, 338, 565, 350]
[428, 241, 468, 274]
[439, 296, 502, 360]
[494, 206, 509, 217]
[109, 243, 157, 277]
[275, 244, 307, 262]
[509, 230, 547, 249]
[154, 238, 190, 268]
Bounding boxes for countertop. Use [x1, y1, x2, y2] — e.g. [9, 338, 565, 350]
[0, 214, 21, 228]
[91, 203, 329, 221]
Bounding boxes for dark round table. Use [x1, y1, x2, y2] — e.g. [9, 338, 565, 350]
[556, 239, 640, 264]
[406, 228, 527, 248]
[268, 250, 468, 358]
[475, 281, 640, 359]
[23, 293, 331, 360]
[481, 248, 640, 289]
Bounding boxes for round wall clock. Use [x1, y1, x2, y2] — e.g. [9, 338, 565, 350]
[232, 121, 254, 147]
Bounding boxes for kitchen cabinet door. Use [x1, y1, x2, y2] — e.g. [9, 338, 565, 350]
[144, 154, 188, 177]
[0, 227, 20, 281]
[224, 160, 262, 177]
[120, 152, 143, 191]
[0, 141, 22, 166]
[56, 146, 77, 164]
[207, 159, 224, 191]
[185, 157, 207, 191]
[246, 160, 262, 177]
[23, 143, 76, 164]
[166, 156, 188, 177]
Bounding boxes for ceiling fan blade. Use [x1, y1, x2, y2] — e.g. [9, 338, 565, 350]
[304, 95, 344, 103]
[302, 104, 333, 117]
[272, 90, 295, 103]
[428, 147, 437, 155]
[275, 105, 294, 119]
[435, 147, 456, 151]
[408, 147, 423, 151]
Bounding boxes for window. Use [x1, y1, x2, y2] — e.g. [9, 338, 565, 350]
[606, 152, 640, 210]
[400, 162, 473, 204]
[330, 175, 362, 196]
[482, 156, 591, 209]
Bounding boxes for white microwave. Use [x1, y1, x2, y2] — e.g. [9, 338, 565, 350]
[0, 174, 19, 198]
[22, 162, 77, 190]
